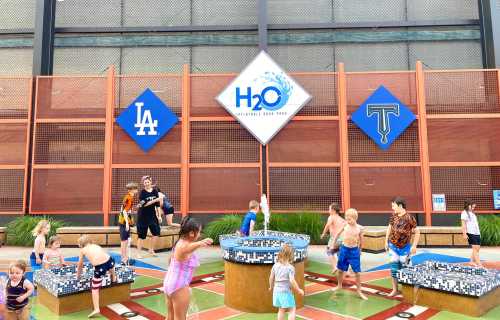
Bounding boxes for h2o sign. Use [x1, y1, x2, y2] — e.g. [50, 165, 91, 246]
[216, 51, 311, 145]
[235, 72, 291, 111]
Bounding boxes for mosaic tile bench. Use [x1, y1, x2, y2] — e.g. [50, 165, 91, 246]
[220, 230, 310, 313]
[219, 230, 310, 264]
[398, 261, 500, 316]
[34, 263, 135, 315]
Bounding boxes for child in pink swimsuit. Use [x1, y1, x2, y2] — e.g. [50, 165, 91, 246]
[163, 217, 212, 320]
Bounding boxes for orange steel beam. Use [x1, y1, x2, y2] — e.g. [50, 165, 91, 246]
[432, 210, 500, 214]
[498, 69, 500, 111]
[427, 113, 500, 119]
[416, 61, 433, 226]
[430, 161, 500, 167]
[348, 162, 421, 167]
[190, 116, 235, 122]
[32, 164, 104, 169]
[35, 118, 106, 123]
[0, 165, 26, 170]
[189, 116, 340, 122]
[0, 119, 29, 124]
[31, 211, 102, 215]
[337, 63, 350, 211]
[22, 78, 33, 215]
[29, 77, 40, 215]
[112, 163, 182, 169]
[102, 66, 115, 226]
[180, 64, 191, 217]
[268, 162, 341, 167]
[189, 163, 259, 168]
[266, 145, 270, 206]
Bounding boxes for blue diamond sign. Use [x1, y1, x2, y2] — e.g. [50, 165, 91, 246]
[351, 86, 416, 150]
[116, 88, 178, 152]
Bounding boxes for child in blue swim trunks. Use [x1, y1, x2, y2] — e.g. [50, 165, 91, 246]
[269, 244, 304, 320]
[331, 208, 368, 300]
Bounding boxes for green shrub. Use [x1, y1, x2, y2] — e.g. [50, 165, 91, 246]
[6, 216, 67, 247]
[478, 215, 500, 246]
[203, 215, 242, 245]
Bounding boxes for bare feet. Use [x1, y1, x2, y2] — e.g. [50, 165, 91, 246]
[358, 291, 368, 300]
[330, 286, 340, 292]
[388, 290, 399, 297]
[148, 250, 158, 257]
[88, 309, 100, 318]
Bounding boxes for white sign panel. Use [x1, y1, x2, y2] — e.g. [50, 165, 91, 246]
[216, 51, 311, 145]
[432, 194, 446, 212]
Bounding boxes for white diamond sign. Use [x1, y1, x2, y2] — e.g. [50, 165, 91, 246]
[216, 51, 311, 145]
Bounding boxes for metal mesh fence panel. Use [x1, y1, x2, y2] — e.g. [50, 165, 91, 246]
[113, 124, 181, 164]
[269, 121, 339, 163]
[350, 167, 423, 211]
[111, 168, 180, 212]
[31, 169, 103, 212]
[0, 169, 24, 212]
[348, 121, 420, 162]
[346, 72, 417, 115]
[192, 0, 257, 25]
[336, 42, 409, 72]
[0, 0, 36, 29]
[189, 167, 260, 212]
[0, 48, 34, 76]
[269, 167, 341, 211]
[333, 0, 406, 22]
[0, 124, 28, 165]
[34, 123, 105, 164]
[268, 0, 333, 24]
[425, 70, 500, 114]
[293, 73, 338, 116]
[191, 75, 234, 117]
[268, 44, 335, 73]
[121, 47, 190, 75]
[55, 0, 122, 27]
[0, 78, 31, 119]
[36, 77, 107, 119]
[53, 48, 121, 75]
[407, 0, 479, 20]
[123, 0, 191, 27]
[409, 41, 482, 70]
[191, 45, 259, 74]
[190, 121, 260, 163]
[115, 75, 182, 117]
[431, 167, 500, 210]
[428, 119, 500, 162]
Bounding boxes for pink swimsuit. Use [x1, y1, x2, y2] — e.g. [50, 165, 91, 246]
[163, 248, 200, 296]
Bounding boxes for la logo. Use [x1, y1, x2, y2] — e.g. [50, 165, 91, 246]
[134, 102, 158, 136]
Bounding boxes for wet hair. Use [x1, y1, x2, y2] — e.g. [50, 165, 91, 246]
[179, 216, 202, 239]
[77, 235, 92, 248]
[249, 200, 259, 210]
[48, 235, 61, 247]
[345, 208, 358, 220]
[32, 219, 50, 237]
[391, 196, 407, 209]
[329, 202, 341, 214]
[126, 182, 139, 190]
[277, 244, 294, 264]
[9, 260, 27, 273]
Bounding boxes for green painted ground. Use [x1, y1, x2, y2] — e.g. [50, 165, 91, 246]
[366, 277, 393, 289]
[431, 306, 500, 320]
[131, 275, 163, 289]
[195, 260, 224, 275]
[305, 260, 332, 275]
[230, 313, 306, 320]
[306, 289, 399, 318]
[31, 298, 107, 320]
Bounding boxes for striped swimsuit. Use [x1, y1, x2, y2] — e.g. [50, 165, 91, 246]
[163, 247, 200, 296]
[6, 278, 28, 311]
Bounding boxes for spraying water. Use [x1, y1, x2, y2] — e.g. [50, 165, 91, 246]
[187, 288, 200, 319]
[260, 194, 270, 236]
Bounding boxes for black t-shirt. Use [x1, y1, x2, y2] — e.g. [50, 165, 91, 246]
[138, 188, 159, 224]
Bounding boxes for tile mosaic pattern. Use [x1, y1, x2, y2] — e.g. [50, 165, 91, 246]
[397, 261, 500, 297]
[219, 230, 310, 264]
[34, 263, 135, 297]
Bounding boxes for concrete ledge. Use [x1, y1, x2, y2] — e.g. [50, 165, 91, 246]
[56, 227, 121, 247]
[130, 226, 180, 252]
[362, 226, 468, 253]
[0, 227, 5, 246]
